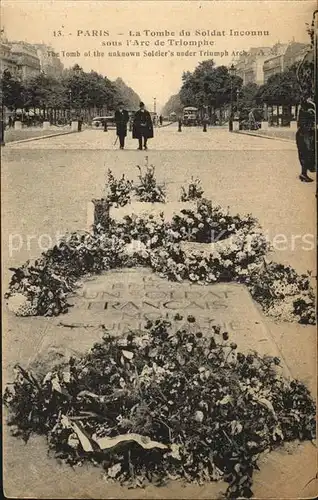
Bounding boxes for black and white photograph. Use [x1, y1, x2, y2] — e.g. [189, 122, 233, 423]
[1, 0, 317, 498]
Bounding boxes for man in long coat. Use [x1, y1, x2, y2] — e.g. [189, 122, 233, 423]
[296, 100, 315, 182]
[115, 102, 129, 149]
[132, 102, 154, 150]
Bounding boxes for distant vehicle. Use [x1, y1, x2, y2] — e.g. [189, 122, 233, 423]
[92, 115, 116, 128]
[182, 106, 199, 126]
[169, 112, 177, 122]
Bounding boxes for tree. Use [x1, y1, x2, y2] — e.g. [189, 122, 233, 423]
[237, 82, 260, 111]
[179, 60, 243, 112]
[293, 55, 314, 101]
[257, 67, 301, 105]
[23, 73, 64, 109]
[62, 67, 114, 112]
[1, 70, 24, 109]
[161, 93, 183, 117]
[179, 70, 198, 107]
[1, 63, 141, 120]
[114, 78, 141, 110]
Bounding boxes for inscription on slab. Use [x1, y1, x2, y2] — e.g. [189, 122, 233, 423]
[58, 268, 289, 374]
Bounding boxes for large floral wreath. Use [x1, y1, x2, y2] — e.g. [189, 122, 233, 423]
[5, 194, 315, 324]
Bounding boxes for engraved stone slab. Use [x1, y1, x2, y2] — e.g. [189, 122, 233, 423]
[45, 268, 290, 375]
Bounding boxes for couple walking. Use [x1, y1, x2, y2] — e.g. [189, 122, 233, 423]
[115, 101, 153, 150]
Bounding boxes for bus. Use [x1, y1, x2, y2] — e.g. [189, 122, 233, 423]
[182, 106, 199, 126]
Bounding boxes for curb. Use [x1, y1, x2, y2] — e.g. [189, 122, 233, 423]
[155, 122, 173, 128]
[234, 130, 294, 143]
[5, 130, 78, 145]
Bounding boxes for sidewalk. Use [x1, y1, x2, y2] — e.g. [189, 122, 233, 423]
[4, 126, 77, 144]
[235, 128, 296, 142]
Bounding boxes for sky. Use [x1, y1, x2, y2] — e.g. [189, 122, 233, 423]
[1, 0, 314, 111]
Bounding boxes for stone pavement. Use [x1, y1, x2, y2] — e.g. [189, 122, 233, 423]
[3, 423, 317, 499]
[2, 128, 315, 285]
[6, 124, 297, 150]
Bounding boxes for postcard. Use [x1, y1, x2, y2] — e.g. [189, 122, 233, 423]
[1, 1, 317, 498]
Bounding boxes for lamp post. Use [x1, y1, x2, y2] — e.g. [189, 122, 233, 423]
[153, 97, 157, 115]
[236, 89, 240, 110]
[228, 64, 236, 132]
[68, 89, 72, 121]
[73, 66, 82, 119]
[203, 105, 208, 132]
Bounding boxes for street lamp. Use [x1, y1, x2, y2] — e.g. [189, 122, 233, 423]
[153, 97, 157, 115]
[236, 89, 240, 110]
[228, 63, 236, 132]
[68, 89, 72, 120]
[73, 66, 82, 119]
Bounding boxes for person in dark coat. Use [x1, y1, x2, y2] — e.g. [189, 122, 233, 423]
[115, 102, 129, 149]
[132, 102, 154, 150]
[296, 100, 315, 182]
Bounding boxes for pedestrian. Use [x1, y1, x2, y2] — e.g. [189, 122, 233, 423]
[203, 114, 208, 132]
[159, 115, 163, 126]
[77, 116, 83, 132]
[296, 100, 315, 182]
[132, 102, 154, 150]
[248, 109, 256, 130]
[115, 101, 129, 149]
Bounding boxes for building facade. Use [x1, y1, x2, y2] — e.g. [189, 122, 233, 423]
[1, 39, 64, 81]
[9, 42, 41, 79]
[263, 42, 309, 82]
[35, 44, 64, 77]
[262, 43, 288, 82]
[234, 41, 310, 86]
[234, 47, 272, 85]
[283, 42, 309, 69]
[0, 29, 18, 76]
[0, 40, 19, 76]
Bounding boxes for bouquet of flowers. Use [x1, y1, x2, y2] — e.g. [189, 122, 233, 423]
[104, 169, 133, 207]
[134, 160, 166, 203]
[180, 176, 204, 201]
